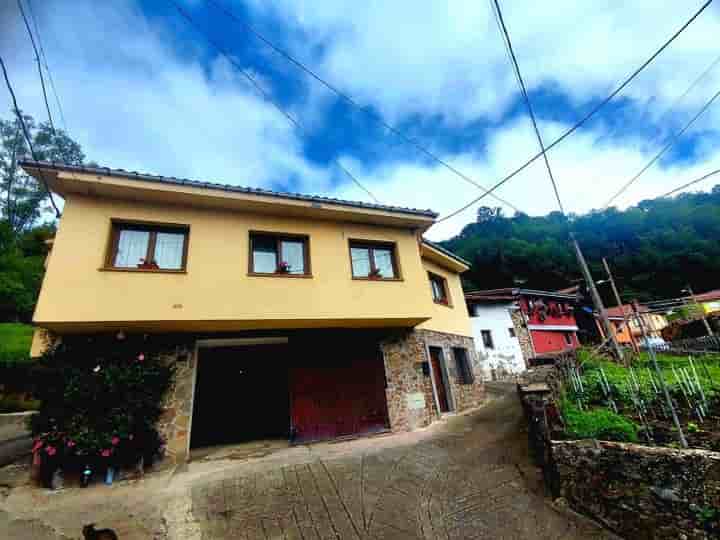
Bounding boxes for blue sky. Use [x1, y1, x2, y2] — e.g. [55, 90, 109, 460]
[2, 0, 720, 239]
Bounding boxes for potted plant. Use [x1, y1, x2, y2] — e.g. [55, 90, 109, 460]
[276, 261, 291, 274]
[368, 268, 383, 279]
[137, 258, 159, 270]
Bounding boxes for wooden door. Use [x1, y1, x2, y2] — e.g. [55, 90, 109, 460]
[429, 347, 450, 413]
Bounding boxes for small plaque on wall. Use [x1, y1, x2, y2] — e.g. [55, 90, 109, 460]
[406, 392, 426, 410]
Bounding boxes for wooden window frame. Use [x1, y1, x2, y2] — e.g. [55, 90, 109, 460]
[452, 347, 474, 385]
[428, 271, 452, 307]
[481, 329, 494, 350]
[248, 230, 312, 278]
[103, 219, 189, 273]
[348, 239, 402, 281]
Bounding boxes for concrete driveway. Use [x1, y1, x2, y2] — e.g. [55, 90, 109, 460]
[0, 384, 613, 539]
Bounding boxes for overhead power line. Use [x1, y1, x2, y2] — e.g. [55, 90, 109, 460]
[0, 56, 61, 217]
[657, 167, 720, 198]
[16, 0, 54, 132]
[201, 0, 521, 213]
[25, 0, 68, 132]
[603, 86, 720, 208]
[167, 1, 380, 204]
[489, 0, 565, 215]
[435, 0, 713, 224]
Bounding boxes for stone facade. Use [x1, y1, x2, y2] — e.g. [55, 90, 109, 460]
[381, 329, 484, 433]
[552, 440, 720, 539]
[156, 344, 195, 465]
[510, 309, 533, 365]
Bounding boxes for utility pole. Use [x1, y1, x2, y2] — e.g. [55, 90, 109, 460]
[602, 258, 639, 355]
[632, 300, 688, 448]
[683, 284, 714, 337]
[570, 233, 624, 361]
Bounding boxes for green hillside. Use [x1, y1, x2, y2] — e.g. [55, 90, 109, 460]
[441, 187, 720, 302]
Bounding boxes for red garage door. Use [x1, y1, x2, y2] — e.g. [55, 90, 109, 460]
[289, 354, 389, 443]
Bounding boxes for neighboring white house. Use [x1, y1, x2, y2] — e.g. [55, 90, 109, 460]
[468, 302, 526, 380]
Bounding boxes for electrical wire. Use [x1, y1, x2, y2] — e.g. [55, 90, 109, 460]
[0, 55, 61, 217]
[435, 0, 714, 224]
[603, 87, 720, 208]
[490, 0, 565, 216]
[16, 0, 54, 132]
[25, 0, 68, 132]
[168, 0, 381, 204]
[201, 0, 521, 213]
[657, 167, 720, 198]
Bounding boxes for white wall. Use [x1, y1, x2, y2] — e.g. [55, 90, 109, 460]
[470, 303, 526, 380]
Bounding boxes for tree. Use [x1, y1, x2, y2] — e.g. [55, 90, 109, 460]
[0, 113, 86, 321]
[0, 113, 84, 235]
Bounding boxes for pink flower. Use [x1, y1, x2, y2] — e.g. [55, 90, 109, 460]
[137, 353, 145, 362]
[32, 440, 43, 453]
[100, 449, 112, 457]
[66, 440, 76, 448]
[45, 446, 57, 456]
[111, 436, 120, 446]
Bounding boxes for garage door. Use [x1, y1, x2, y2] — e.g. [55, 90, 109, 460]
[289, 353, 389, 443]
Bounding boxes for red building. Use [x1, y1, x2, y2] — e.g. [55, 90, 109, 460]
[466, 288, 580, 363]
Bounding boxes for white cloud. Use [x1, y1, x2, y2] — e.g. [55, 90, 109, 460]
[2, 0, 720, 245]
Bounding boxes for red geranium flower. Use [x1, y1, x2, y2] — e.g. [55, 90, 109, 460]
[111, 436, 120, 446]
[45, 446, 57, 456]
[32, 440, 43, 453]
[67, 440, 76, 448]
[100, 449, 112, 457]
[137, 353, 145, 362]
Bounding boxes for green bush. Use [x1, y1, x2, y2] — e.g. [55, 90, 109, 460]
[561, 401, 639, 442]
[0, 323, 33, 362]
[29, 333, 176, 473]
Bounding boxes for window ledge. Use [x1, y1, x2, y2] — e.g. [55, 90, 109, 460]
[352, 277, 404, 282]
[433, 299, 453, 308]
[99, 267, 187, 274]
[247, 272, 313, 279]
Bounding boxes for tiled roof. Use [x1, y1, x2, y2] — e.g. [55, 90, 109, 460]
[420, 239, 471, 267]
[19, 160, 438, 218]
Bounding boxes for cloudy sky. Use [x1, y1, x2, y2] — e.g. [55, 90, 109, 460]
[2, 0, 720, 239]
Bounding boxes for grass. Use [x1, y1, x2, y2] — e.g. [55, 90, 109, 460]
[0, 323, 34, 363]
[559, 348, 720, 444]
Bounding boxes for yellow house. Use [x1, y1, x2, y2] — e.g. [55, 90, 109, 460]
[22, 160, 482, 463]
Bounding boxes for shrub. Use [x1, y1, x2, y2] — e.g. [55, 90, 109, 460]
[29, 333, 176, 476]
[561, 401, 639, 442]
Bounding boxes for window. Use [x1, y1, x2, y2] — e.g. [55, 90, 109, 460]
[564, 332, 574, 346]
[428, 272, 450, 305]
[349, 241, 399, 279]
[249, 232, 310, 276]
[508, 327, 516, 338]
[481, 330, 494, 350]
[453, 347, 474, 385]
[108, 221, 188, 271]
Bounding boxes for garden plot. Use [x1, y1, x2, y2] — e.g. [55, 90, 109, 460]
[558, 350, 720, 451]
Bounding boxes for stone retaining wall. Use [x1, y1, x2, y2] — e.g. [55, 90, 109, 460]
[552, 439, 720, 539]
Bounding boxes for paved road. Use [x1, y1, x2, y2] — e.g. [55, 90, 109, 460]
[165, 384, 613, 539]
[1, 384, 614, 539]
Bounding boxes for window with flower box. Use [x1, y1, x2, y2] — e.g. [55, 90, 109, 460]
[249, 231, 310, 277]
[106, 221, 189, 272]
[349, 240, 399, 280]
[428, 272, 451, 305]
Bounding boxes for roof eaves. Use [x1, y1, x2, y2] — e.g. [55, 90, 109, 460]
[420, 239, 471, 267]
[19, 160, 439, 219]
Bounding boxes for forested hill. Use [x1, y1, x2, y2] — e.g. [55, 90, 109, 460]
[440, 186, 720, 303]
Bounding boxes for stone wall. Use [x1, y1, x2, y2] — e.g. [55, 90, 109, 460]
[552, 440, 720, 539]
[381, 329, 484, 433]
[156, 344, 195, 465]
[510, 310, 533, 364]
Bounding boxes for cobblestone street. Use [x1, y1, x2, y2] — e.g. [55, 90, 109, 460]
[1, 385, 615, 539]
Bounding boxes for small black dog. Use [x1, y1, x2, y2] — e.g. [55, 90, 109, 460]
[82, 523, 119, 540]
